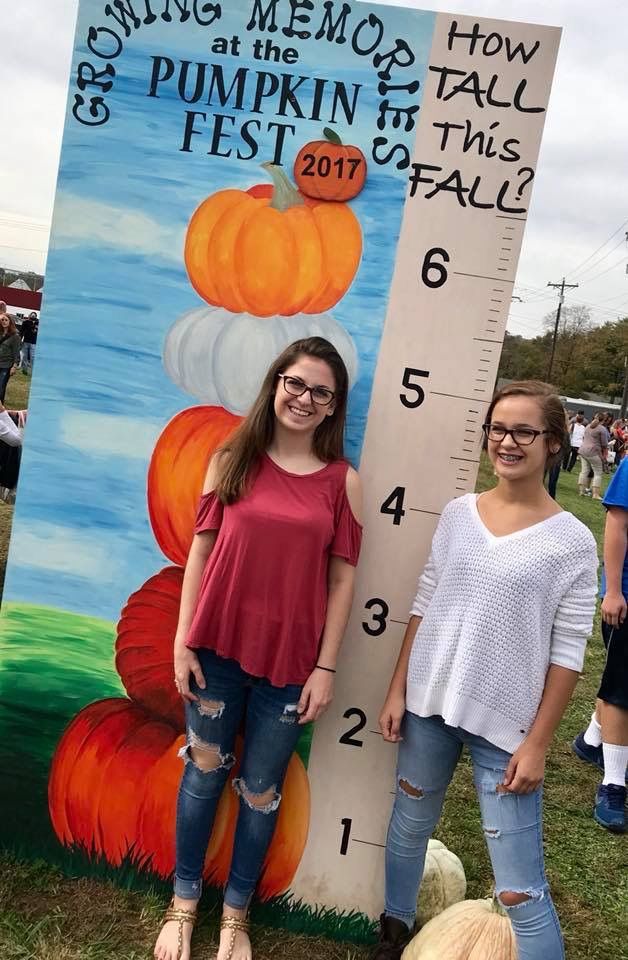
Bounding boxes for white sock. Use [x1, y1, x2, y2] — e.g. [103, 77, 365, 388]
[602, 743, 628, 786]
[583, 713, 602, 747]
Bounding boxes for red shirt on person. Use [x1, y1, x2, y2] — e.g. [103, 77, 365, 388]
[185, 453, 363, 687]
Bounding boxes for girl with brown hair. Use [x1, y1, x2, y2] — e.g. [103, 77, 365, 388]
[373, 381, 598, 960]
[155, 337, 362, 960]
[0, 313, 22, 403]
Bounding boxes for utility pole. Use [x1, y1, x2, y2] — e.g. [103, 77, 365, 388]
[620, 356, 628, 419]
[546, 277, 579, 382]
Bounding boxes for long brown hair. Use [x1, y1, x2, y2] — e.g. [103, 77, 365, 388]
[0, 314, 18, 337]
[214, 337, 349, 504]
[486, 380, 568, 468]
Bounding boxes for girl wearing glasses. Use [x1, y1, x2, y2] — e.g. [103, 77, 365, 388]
[155, 337, 362, 960]
[373, 381, 597, 960]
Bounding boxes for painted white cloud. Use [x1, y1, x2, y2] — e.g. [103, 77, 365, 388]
[163, 307, 359, 415]
[10, 523, 113, 581]
[52, 193, 185, 263]
[61, 411, 163, 460]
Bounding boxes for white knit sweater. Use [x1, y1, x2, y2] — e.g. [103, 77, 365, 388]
[407, 494, 598, 753]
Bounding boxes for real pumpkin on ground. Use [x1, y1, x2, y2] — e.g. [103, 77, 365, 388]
[417, 838, 466, 926]
[402, 898, 517, 960]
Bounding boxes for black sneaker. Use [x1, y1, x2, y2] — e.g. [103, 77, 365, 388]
[369, 914, 414, 960]
[594, 784, 626, 833]
[572, 732, 604, 772]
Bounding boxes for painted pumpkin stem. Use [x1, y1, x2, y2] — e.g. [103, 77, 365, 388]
[262, 162, 304, 212]
[323, 126, 343, 146]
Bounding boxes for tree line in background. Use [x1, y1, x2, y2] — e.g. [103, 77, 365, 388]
[498, 307, 628, 401]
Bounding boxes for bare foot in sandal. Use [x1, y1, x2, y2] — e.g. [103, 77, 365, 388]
[216, 908, 252, 960]
[154, 897, 198, 960]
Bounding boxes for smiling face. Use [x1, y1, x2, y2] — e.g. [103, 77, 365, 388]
[273, 354, 337, 437]
[486, 395, 560, 483]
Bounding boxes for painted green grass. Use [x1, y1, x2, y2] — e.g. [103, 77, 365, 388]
[0, 603, 124, 847]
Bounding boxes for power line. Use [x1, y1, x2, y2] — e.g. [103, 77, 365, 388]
[567, 235, 627, 281]
[577, 254, 627, 287]
[564, 219, 628, 278]
[0, 242, 46, 254]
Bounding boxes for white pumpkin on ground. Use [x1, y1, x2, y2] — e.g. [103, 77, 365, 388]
[416, 838, 467, 925]
[402, 897, 517, 960]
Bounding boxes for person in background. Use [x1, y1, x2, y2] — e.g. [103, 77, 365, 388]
[565, 411, 586, 472]
[0, 313, 22, 403]
[578, 415, 608, 499]
[599, 414, 613, 474]
[20, 311, 38, 376]
[547, 405, 570, 500]
[0, 400, 23, 447]
[572, 455, 628, 832]
[0, 400, 25, 504]
[620, 419, 628, 465]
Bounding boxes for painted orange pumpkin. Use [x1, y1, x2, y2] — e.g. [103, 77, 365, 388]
[48, 698, 310, 897]
[147, 405, 241, 567]
[116, 566, 185, 730]
[294, 128, 367, 202]
[184, 163, 362, 317]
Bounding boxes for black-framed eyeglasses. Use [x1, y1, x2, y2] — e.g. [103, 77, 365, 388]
[277, 374, 335, 407]
[482, 424, 550, 446]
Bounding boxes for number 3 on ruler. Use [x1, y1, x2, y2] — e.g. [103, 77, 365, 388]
[362, 597, 389, 635]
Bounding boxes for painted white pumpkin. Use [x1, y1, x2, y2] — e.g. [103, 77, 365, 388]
[417, 838, 467, 925]
[402, 897, 517, 960]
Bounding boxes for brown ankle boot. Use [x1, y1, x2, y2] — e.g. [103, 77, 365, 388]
[369, 914, 415, 960]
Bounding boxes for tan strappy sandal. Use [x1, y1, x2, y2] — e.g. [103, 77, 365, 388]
[160, 900, 197, 960]
[219, 915, 250, 960]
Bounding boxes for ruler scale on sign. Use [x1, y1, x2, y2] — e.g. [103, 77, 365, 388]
[291, 12, 560, 917]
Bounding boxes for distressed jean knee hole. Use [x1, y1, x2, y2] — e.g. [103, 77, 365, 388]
[233, 777, 281, 813]
[398, 778, 424, 799]
[195, 698, 225, 719]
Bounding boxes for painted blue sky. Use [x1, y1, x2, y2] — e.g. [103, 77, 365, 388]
[3, 0, 436, 622]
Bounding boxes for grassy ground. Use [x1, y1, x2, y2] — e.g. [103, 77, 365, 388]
[1, 442, 627, 959]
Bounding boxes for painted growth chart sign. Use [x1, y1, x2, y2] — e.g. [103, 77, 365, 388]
[0, 0, 559, 929]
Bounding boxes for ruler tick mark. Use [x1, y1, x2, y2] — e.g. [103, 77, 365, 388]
[474, 338, 501, 343]
[353, 839, 386, 849]
[452, 456, 480, 463]
[454, 271, 514, 284]
[432, 391, 491, 403]
[496, 216, 526, 222]
[409, 508, 441, 517]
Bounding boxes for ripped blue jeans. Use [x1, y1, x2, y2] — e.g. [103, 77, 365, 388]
[386, 713, 563, 960]
[175, 649, 303, 908]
